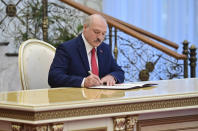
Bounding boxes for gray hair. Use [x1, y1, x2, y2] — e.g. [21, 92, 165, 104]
[83, 14, 107, 27]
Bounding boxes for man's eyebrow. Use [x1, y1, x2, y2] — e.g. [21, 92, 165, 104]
[93, 29, 100, 31]
[93, 29, 106, 33]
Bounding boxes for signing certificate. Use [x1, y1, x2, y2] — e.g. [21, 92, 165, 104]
[89, 83, 158, 90]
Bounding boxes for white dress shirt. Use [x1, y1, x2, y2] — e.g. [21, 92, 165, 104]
[81, 33, 99, 87]
[82, 33, 98, 70]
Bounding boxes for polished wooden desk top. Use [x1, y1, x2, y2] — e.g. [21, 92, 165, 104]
[0, 78, 198, 124]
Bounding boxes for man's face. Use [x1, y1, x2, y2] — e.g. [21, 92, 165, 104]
[83, 19, 107, 47]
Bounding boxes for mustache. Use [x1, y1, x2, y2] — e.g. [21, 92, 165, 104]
[94, 38, 101, 43]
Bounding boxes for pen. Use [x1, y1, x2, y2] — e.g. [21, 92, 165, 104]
[88, 71, 92, 75]
[131, 83, 158, 89]
[142, 83, 158, 87]
[88, 71, 106, 85]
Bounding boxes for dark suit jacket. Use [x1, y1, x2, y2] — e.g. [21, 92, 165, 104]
[48, 35, 124, 87]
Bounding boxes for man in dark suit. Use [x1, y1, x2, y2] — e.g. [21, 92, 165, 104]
[48, 14, 124, 88]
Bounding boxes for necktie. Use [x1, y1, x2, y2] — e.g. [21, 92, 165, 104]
[91, 48, 99, 76]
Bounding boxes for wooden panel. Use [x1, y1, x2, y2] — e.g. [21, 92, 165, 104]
[140, 122, 198, 131]
[0, 121, 11, 131]
[71, 127, 107, 131]
[138, 114, 198, 131]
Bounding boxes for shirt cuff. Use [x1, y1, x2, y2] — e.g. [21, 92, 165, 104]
[81, 78, 86, 87]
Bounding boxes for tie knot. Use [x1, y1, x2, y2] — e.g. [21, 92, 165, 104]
[91, 48, 96, 54]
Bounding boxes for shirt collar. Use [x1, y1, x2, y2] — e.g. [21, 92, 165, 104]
[82, 33, 95, 54]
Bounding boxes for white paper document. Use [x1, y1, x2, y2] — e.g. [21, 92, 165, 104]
[89, 83, 158, 90]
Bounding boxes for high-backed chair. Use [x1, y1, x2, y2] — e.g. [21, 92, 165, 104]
[18, 39, 56, 90]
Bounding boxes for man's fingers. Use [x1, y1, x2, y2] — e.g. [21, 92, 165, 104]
[101, 75, 116, 86]
[85, 74, 117, 87]
[91, 74, 101, 82]
[106, 79, 115, 86]
[85, 74, 102, 88]
[89, 74, 102, 84]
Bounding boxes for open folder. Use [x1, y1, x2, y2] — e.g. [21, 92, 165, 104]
[89, 83, 158, 90]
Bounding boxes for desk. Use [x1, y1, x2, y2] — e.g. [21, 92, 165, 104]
[0, 78, 198, 131]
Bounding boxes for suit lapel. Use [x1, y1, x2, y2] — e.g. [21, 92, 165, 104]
[97, 45, 105, 77]
[77, 36, 90, 72]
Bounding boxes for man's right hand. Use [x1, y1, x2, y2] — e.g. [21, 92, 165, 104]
[84, 74, 102, 88]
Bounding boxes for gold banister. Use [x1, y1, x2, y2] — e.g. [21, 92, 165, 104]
[106, 17, 179, 49]
[60, 0, 187, 60]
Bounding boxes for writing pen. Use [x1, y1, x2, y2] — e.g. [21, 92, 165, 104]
[88, 71, 92, 75]
[88, 71, 107, 85]
[142, 83, 158, 87]
[130, 83, 158, 89]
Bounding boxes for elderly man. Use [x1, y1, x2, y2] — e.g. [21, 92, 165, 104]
[48, 14, 124, 88]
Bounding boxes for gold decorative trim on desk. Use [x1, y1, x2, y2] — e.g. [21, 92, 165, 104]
[0, 97, 197, 123]
[113, 116, 138, 131]
[11, 123, 63, 131]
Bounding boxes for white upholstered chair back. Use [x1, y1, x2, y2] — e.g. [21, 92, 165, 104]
[18, 39, 55, 90]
